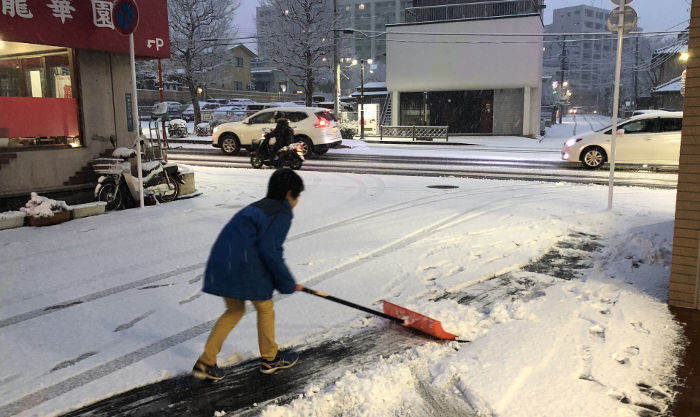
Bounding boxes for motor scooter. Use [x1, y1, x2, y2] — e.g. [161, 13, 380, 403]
[93, 146, 184, 210]
[249, 135, 304, 170]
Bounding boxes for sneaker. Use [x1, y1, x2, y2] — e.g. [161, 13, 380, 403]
[260, 350, 299, 374]
[192, 360, 224, 381]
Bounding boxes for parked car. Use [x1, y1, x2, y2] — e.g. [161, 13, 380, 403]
[561, 111, 683, 169]
[227, 98, 256, 106]
[631, 109, 669, 117]
[182, 102, 221, 121]
[210, 105, 247, 127]
[151, 101, 183, 119]
[212, 106, 342, 157]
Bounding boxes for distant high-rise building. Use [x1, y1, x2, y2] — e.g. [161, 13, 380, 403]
[543, 4, 652, 114]
[336, 0, 409, 64]
[256, 0, 408, 68]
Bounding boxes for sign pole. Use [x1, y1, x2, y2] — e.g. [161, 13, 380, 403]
[607, 1, 626, 210]
[129, 32, 144, 208]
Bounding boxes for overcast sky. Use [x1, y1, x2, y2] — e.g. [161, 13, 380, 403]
[233, 0, 692, 44]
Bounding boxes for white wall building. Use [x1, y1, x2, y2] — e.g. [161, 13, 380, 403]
[385, 1, 543, 137]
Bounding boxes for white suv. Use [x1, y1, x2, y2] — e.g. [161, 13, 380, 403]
[212, 107, 342, 157]
[561, 111, 683, 169]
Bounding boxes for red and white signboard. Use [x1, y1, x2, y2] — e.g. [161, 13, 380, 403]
[0, 0, 169, 58]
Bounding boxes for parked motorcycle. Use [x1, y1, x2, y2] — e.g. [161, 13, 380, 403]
[249, 137, 304, 170]
[93, 147, 184, 210]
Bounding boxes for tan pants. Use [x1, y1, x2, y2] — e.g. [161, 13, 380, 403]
[199, 298, 278, 365]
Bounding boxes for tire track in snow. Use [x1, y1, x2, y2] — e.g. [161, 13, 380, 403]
[0, 183, 522, 329]
[1, 185, 561, 415]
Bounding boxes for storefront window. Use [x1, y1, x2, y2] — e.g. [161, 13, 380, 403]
[0, 41, 81, 149]
[399, 90, 494, 134]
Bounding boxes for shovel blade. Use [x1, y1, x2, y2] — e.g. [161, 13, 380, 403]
[383, 301, 457, 340]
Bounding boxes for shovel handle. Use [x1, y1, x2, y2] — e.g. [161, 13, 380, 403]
[296, 285, 403, 324]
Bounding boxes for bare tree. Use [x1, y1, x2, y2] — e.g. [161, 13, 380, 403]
[257, 0, 335, 106]
[167, 0, 239, 124]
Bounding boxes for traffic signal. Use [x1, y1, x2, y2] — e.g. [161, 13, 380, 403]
[552, 81, 559, 95]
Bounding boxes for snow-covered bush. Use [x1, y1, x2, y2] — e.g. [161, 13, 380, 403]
[167, 119, 188, 138]
[195, 122, 211, 136]
[340, 121, 357, 139]
[20, 192, 70, 218]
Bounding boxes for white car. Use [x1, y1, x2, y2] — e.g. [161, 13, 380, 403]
[212, 106, 342, 157]
[561, 111, 683, 169]
[182, 102, 221, 121]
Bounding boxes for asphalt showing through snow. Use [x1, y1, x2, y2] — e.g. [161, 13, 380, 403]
[55, 231, 652, 417]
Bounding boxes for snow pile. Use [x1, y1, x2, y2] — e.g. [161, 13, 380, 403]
[261, 345, 452, 417]
[260, 209, 683, 417]
[19, 192, 70, 218]
[0, 211, 26, 220]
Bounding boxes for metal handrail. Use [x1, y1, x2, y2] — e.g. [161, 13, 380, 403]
[380, 125, 449, 142]
[405, 0, 543, 23]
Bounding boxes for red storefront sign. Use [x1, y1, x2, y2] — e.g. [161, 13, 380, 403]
[0, 0, 170, 58]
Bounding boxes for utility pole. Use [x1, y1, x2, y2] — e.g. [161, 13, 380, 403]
[360, 59, 365, 140]
[558, 34, 567, 123]
[333, 0, 340, 117]
[633, 36, 639, 111]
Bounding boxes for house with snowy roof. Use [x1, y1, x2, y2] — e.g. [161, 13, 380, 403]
[650, 39, 688, 111]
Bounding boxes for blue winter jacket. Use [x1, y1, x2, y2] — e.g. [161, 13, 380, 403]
[203, 198, 297, 300]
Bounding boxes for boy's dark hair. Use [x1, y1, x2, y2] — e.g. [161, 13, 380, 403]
[267, 168, 304, 200]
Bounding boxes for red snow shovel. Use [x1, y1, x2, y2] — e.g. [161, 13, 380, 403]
[296, 285, 457, 340]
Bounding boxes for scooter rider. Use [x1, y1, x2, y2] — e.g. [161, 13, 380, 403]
[262, 118, 294, 161]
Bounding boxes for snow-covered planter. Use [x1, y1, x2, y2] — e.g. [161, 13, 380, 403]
[21, 192, 72, 227]
[70, 201, 107, 219]
[195, 122, 211, 136]
[0, 211, 26, 230]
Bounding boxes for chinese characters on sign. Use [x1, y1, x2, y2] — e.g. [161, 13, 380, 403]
[0, 0, 170, 58]
[2, 0, 33, 18]
[91, 0, 113, 29]
[46, 0, 75, 23]
[1, 0, 114, 27]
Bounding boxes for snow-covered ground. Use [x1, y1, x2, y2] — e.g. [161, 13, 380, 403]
[0, 115, 685, 416]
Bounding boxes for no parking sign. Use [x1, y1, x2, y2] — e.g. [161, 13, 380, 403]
[113, 0, 140, 35]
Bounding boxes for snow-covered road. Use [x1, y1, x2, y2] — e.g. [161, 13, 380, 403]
[0, 114, 685, 416]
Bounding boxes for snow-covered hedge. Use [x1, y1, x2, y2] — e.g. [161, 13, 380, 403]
[340, 121, 358, 139]
[20, 192, 70, 218]
[195, 123, 211, 136]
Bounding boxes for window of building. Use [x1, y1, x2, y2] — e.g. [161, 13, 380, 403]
[234, 81, 243, 91]
[235, 57, 244, 67]
[585, 21, 593, 28]
[585, 9, 593, 17]
[0, 41, 80, 149]
[399, 90, 494, 134]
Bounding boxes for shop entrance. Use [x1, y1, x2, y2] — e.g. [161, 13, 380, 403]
[399, 90, 493, 134]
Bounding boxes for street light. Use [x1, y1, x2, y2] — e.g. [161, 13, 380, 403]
[279, 81, 287, 101]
